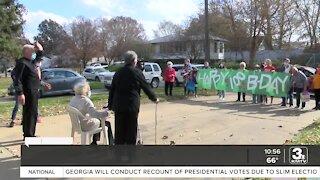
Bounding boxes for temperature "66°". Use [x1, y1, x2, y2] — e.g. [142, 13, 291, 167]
[266, 157, 279, 164]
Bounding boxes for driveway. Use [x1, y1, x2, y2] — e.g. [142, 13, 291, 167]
[0, 93, 318, 179]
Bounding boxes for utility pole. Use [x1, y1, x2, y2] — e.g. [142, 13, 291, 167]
[204, 0, 210, 62]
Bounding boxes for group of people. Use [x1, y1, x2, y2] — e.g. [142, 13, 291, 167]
[12, 41, 320, 146]
[163, 59, 207, 98]
[235, 58, 320, 110]
[163, 57, 320, 111]
[12, 45, 158, 145]
[69, 51, 160, 145]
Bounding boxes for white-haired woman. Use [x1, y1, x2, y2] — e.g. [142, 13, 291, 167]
[164, 61, 176, 96]
[69, 82, 113, 145]
[236, 62, 247, 102]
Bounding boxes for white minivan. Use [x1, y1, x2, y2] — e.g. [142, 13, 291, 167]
[100, 62, 163, 88]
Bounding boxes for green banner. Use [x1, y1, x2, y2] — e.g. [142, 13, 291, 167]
[197, 69, 291, 97]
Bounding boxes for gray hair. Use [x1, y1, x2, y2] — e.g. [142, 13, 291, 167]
[167, 61, 173, 66]
[74, 82, 90, 96]
[265, 58, 272, 65]
[124, 51, 138, 65]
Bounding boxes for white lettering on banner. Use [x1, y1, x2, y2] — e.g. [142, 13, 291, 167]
[20, 167, 320, 178]
[259, 74, 272, 90]
[247, 75, 258, 90]
[198, 72, 211, 87]
[276, 76, 289, 93]
[230, 71, 246, 88]
[220, 71, 229, 85]
[210, 70, 220, 88]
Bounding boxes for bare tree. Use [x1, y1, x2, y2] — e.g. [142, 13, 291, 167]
[97, 18, 112, 64]
[236, 0, 268, 68]
[69, 16, 101, 69]
[294, 0, 320, 50]
[98, 16, 146, 61]
[273, 0, 299, 49]
[153, 21, 183, 38]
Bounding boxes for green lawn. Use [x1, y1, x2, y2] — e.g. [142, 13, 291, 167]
[0, 86, 215, 123]
[89, 81, 104, 90]
[0, 78, 11, 97]
[290, 120, 320, 144]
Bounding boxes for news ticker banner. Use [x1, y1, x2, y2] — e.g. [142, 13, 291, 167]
[21, 145, 320, 166]
[197, 69, 290, 97]
[20, 166, 320, 178]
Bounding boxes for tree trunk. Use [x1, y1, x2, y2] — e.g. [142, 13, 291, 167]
[4, 64, 8, 78]
[249, 36, 257, 68]
[264, 17, 273, 50]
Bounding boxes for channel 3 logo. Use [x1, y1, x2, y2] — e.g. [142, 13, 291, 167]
[289, 147, 308, 165]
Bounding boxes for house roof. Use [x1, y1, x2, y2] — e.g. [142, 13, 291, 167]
[149, 34, 228, 44]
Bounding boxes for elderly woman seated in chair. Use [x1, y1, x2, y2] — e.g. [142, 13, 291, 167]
[69, 82, 113, 145]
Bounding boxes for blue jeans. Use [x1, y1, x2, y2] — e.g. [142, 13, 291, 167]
[11, 95, 19, 120]
[281, 88, 293, 106]
[11, 95, 40, 121]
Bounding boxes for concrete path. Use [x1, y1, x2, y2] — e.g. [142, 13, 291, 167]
[0, 93, 318, 179]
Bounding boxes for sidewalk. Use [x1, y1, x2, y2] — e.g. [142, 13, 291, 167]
[0, 146, 20, 180]
[0, 93, 319, 179]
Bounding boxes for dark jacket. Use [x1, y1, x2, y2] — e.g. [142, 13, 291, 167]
[108, 65, 157, 113]
[13, 51, 43, 96]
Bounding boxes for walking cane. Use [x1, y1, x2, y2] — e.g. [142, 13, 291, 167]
[155, 103, 158, 145]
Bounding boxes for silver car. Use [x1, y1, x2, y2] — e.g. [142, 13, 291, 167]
[40, 68, 86, 97]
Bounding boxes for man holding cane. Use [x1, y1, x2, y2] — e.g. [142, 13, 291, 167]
[108, 51, 159, 145]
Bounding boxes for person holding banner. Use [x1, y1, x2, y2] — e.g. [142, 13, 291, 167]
[291, 67, 308, 109]
[252, 64, 261, 104]
[279, 58, 293, 107]
[263, 59, 276, 104]
[236, 62, 246, 102]
[218, 62, 225, 100]
[204, 61, 210, 69]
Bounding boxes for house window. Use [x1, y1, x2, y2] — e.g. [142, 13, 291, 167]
[220, 43, 224, 53]
[214, 42, 218, 53]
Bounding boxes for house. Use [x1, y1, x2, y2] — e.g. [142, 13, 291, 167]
[149, 34, 227, 61]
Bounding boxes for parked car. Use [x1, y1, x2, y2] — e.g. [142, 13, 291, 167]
[296, 65, 316, 96]
[172, 64, 205, 86]
[8, 68, 86, 97]
[82, 67, 109, 81]
[99, 71, 115, 88]
[87, 63, 108, 68]
[6, 66, 14, 73]
[100, 62, 163, 88]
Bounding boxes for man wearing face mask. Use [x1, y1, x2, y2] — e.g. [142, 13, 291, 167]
[13, 42, 50, 138]
[108, 51, 159, 145]
[136, 61, 145, 71]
